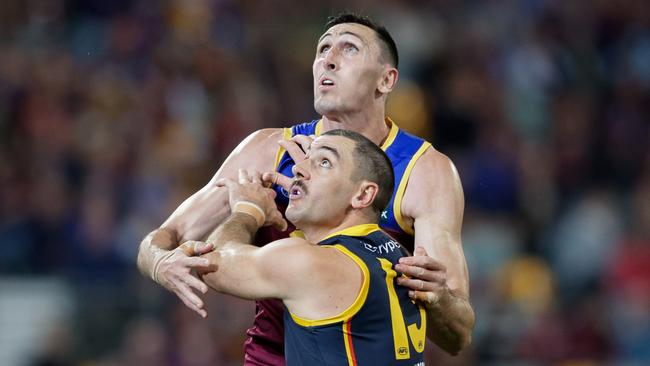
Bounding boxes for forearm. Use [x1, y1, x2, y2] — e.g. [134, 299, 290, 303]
[137, 228, 179, 278]
[161, 187, 231, 242]
[200, 212, 264, 298]
[426, 288, 475, 355]
[205, 212, 260, 249]
[138, 188, 232, 278]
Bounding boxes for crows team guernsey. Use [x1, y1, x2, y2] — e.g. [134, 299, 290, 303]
[246, 118, 431, 365]
[285, 224, 427, 365]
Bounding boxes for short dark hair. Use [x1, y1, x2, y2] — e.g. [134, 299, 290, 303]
[322, 129, 394, 216]
[325, 13, 399, 69]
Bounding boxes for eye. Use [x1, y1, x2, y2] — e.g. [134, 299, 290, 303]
[319, 158, 331, 168]
[319, 44, 331, 54]
[343, 43, 358, 54]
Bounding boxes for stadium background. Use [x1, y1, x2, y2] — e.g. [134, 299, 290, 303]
[0, 0, 649, 365]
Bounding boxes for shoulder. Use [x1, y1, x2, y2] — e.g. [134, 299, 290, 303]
[255, 238, 355, 289]
[402, 146, 464, 218]
[260, 238, 346, 268]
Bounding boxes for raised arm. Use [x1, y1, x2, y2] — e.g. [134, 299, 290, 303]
[395, 148, 475, 355]
[137, 128, 285, 315]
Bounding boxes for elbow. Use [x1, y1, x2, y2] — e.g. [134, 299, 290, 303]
[440, 307, 475, 356]
[441, 332, 472, 356]
[136, 234, 151, 276]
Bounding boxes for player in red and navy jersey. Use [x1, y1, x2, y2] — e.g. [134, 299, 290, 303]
[137, 13, 474, 365]
[192, 130, 426, 366]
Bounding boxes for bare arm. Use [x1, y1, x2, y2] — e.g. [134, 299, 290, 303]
[198, 212, 307, 300]
[136, 128, 286, 314]
[198, 212, 361, 322]
[396, 148, 475, 355]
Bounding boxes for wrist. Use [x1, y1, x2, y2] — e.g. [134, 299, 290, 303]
[150, 248, 175, 284]
[233, 201, 266, 227]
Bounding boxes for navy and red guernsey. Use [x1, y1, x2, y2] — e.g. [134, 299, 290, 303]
[245, 118, 431, 366]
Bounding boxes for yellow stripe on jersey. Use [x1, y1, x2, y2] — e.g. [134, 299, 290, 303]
[380, 117, 399, 151]
[315, 119, 323, 136]
[289, 244, 370, 327]
[408, 306, 427, 353]
[273, 127, 294, 171]
[379, 258, 411, 359]
[319, 224, 380, 242]
[393, 141, 431, 235]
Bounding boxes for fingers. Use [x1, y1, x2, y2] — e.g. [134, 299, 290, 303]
[398, 254, 446, 271]
[179, 241, 214, 256]
[262, 172, 293, 191]
[193, 242, 215, 255]
[268, 210, 288, 231]
[238, 169, 251, 184]
[396, 276, 443, 293]
[279, 140, 306, 163]
[395, 263, 446, 283]
[181, 256, 212, 270]
[175, 282, 208, 318]
[414, 246, 428, 256]
[250, 170, 262, 184]
[408, 290, 440, 305]
[291, 134, 314, 152]
[182, 273, 209, 294]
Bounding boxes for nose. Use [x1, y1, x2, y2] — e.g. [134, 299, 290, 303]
[292, 159, 310, 180]
[323, 48, 338, 71]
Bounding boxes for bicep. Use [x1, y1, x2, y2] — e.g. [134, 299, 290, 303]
[406, 150, 469, 296]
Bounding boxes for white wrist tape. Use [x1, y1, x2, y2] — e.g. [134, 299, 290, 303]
[151, 249, 175, 284]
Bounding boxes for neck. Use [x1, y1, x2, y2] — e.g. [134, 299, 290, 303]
[300, 213, 375, 244]
[320, 106, 390, 146]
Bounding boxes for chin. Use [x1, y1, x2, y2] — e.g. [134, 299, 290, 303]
[314, 99, 342, 116]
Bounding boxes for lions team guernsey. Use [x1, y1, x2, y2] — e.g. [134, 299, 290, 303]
[285, 224, 427, 366]
[246, 118, 431, 365]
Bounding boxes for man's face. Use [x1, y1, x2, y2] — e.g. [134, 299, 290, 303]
[285, 135, 360, 228]
[313, 23, 386, 116]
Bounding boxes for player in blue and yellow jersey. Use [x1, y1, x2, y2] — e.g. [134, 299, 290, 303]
[137, 13, 474, 365]
[189, 130, 427, 365]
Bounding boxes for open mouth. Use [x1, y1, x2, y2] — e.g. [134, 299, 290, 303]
[319, 76, 335, 88]
[289, 181, 307, 200]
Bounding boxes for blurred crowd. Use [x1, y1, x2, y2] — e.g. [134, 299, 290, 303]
[0, 0, 648, 365]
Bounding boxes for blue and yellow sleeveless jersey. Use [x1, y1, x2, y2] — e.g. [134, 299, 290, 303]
[284, 224, 427, 366]
[273, 118, 432, 250]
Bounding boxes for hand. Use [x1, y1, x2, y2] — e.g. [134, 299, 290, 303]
[216, 169, 287, 231]
[153, 241, 214, 318]
[262, 171, 292, 192]
[261, 134, 314, 191]
[395, 247, 451, 309]
[278, 134, 315, 162]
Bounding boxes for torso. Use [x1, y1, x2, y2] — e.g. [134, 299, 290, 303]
[284, 224, 426, 366]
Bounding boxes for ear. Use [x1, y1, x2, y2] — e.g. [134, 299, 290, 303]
[351, 181, 379, 210]
[377, 67, 398, 94]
